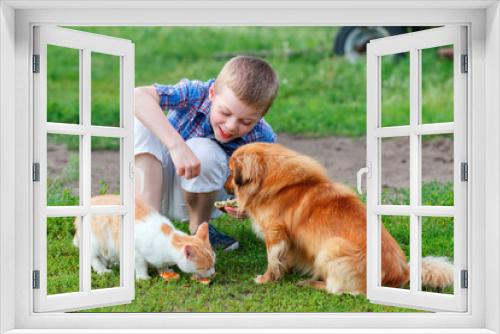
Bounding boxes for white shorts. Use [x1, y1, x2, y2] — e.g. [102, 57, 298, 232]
[134, 118, 230, 221]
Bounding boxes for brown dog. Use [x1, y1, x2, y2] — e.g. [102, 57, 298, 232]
[226, 142, 453, 294]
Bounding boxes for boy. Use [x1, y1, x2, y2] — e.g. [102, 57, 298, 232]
[134, 56, 279, 251]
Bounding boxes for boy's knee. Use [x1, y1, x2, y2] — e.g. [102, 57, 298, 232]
[183, 138, 228, 192]
[186, 138, 227, 173]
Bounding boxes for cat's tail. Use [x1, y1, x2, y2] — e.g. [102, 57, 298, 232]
[420, 256, 454, 289]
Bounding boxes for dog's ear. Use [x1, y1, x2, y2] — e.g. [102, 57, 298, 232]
[224, 171, 234, 194]
[224, 158, 235, 194]
[233, 158, 245, 186]
[233, 154, 262, 187]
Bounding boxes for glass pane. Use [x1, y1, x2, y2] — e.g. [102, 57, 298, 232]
[47, 133, 81, 206]
[380, 215, 410, 290]
[421, 45, 454, 124]
[421, 134, 454, 206]
[380, 137, 410, 205]
[47, 216, 80, 295]
[90, 214, 122, 290]
[91, 52, 121, 127]
[47, 45, 80, 124]
[380, 52, 410, 127]
[91, 137, 121, 199]
[420, 216, 454, 295]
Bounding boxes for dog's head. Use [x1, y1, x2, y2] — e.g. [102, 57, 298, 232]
[226, 144, 268, 206]
[226, 142, 330, 210]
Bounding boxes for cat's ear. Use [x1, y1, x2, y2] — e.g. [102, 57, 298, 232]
[195, 222, 209, 243]
[184, 244, 194, 260]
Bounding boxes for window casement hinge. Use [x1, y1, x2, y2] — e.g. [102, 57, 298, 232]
[33, 163, 40, 182]
[33, 270, 40, 289]
[461, 54, 468, 73]
[461, 162, 468, 182]
[32, 54, 40, 73]
[461, 270, 468, 289]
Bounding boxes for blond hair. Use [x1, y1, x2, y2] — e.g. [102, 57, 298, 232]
[214, 56, 279, 115]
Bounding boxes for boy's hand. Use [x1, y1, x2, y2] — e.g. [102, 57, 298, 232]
[169, 141, 201, 179]
[224, 206, 249, 219]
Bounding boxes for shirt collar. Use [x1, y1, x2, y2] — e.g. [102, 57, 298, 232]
[198, 98, 211, 116]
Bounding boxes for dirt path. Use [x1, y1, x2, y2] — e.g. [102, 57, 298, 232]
[277, 134, 454, 189]
[47, 134, 454, 196]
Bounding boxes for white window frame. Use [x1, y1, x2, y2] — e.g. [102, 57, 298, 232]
[0, 1, 499, 333]
[366, 26, 468, 312]
[32, 26, 135, 312]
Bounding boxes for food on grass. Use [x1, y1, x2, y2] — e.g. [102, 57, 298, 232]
[195, 277, 211, 285]
[160, 271, 180, 281]
[191, 274, 214, 285]
[214, 198, 238, 209]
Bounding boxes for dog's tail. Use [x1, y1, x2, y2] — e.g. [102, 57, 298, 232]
[420, 256, 454, 289]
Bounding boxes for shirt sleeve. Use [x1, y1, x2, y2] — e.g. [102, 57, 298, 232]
[154, 79, 211, 117]
[153, 79, 192, 112]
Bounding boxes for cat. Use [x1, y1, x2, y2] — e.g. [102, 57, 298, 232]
[73, 194, 216, 280]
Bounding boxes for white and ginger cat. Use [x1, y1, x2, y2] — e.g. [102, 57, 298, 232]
[73, 194, 216, 280]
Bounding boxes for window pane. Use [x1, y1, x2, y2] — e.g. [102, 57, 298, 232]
[421, 45, 454, 124]
[421, 134, 454, 206]
[91, 215, 122, 290]
[47, 133, 81, 206]
[380, 137, 410, 205]
[420, 216, 454, 295]
[380, 52, 410, 127]
[47, 216, 80, 295]
[91, 52, 121, 127]
[380, 215, 410, 290]
[91, 137, 121, 200]
[47, 45, 80, 124]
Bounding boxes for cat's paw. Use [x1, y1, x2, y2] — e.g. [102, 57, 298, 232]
[95, 268, 112, 275]
[135, 273, 151, 280]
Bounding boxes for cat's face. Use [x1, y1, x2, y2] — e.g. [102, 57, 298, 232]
[176, 223, 216, 278]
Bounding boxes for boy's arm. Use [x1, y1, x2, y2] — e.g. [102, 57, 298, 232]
[134, 86, 200, 179]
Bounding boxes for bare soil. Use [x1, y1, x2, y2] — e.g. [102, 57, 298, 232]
[277, 134, 454, 189]
[47, 134, 454, 196]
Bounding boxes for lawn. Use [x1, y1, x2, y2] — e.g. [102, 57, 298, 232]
[47, 162, 453, 312]
[44, 27, 456, 312]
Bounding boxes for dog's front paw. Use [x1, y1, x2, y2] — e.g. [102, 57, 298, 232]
[296, 279, 309, 287]
[254, 274, 270, 284]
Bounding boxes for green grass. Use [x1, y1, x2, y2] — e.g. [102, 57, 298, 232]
[48, 214, 417, 313]
[78, 216, 418, 313]
[46, 169, 454, 312]
[45, 26, 454, 149]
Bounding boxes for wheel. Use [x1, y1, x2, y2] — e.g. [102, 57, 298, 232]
[333, 26, 407, 62]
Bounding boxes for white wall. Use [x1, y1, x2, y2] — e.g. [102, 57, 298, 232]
[485, 2, 500, 333]
[0, 2, 16, 333]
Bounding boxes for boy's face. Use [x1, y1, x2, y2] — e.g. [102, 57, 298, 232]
[209, 84, 262, 143]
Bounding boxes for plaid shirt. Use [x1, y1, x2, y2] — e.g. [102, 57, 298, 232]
[154, 79, 277, 156]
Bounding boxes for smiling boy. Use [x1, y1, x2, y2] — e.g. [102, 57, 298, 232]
[134, 56, 279, 251]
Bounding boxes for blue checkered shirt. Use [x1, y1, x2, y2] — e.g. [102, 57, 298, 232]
[154, 79, 277, 156]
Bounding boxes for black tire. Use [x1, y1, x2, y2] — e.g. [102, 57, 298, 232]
[333, 26, 407, 62]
